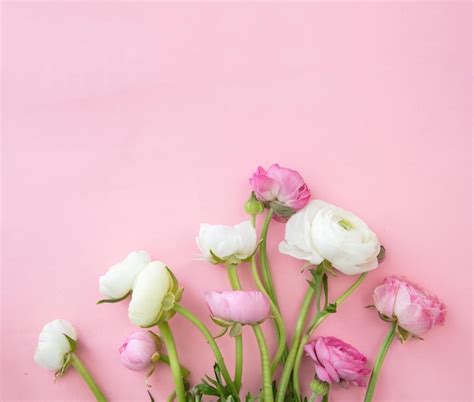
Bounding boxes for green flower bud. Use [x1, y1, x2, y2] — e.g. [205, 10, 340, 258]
[244, 192, 264, 215]
[310, 378, 329, 396]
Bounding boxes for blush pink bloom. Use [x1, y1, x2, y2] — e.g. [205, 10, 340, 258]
[304, 336, 370, 387]
[249, 164, 311, 216]
[204, 290, 270, 325]
[373, 276, 446, 336]
[119, 330, 158, 371]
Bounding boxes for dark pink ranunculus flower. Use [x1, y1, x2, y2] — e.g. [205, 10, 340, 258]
[249, 164, 310, 218]
[204, 290, 270, 325]
[304, 336, 370, 387]
[119, 330, 159, 371]
[373, 276, 446, 336]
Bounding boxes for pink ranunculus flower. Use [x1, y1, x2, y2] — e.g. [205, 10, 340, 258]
[249, 164, 311, 219]
[119, 330, 159, 371]
[304, 336, 370, 387]
[373, 276, 446, 336]
[204, 290, 271, 325]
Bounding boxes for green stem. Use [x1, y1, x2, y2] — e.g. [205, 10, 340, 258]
[253, 326, 274, 402]
[292, 273, 369, 399]
[158, 322, 186, 402]
[249, 214, 286, 372]
[322, 390, 329, 402]
[293, 281, 322, 399]
[259, 209, 277, 306]
[250, 254, 286, 373]
[275, 286, 316, 402]
[226, 264, 243, 391]
[174, 304, 239, 397]
[70, 353, 107, 401]
[364, 321, 397, 402]
[159, 354, 190, 378]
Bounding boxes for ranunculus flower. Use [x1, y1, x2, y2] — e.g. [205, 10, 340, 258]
[304, 336, 370, 387]
[119, 330, 160, 371]
[196, 221, 257, 264]
[249, 164, 311, 219]
[128, 261, 174, 327]
[279, 200, 381, 275]
[204, 290, 270, 325]
[373, 276, 446, 336]
[34, 319, 77, 370]
[99, 251, 150, 299]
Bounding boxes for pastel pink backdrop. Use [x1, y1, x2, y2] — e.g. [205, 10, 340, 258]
[1, 2, 471, 401]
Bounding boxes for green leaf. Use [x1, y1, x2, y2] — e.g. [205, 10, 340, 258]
[96, 291, 131, 304]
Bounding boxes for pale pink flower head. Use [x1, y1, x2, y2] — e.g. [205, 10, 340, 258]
[249, 164, 311, 219]
[204, 290, 270, 325]
[304, 336, 370, 387]
[119, 330, 159, 371]
[373, 276, 446, 336]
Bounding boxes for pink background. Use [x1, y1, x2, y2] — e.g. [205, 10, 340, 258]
[1, 2, 472, 401]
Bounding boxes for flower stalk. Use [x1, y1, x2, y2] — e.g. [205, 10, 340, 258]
[70, 353, 107, 402]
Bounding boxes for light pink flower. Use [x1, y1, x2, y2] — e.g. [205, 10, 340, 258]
[304, 336, 370, 387]
[249, 164, 311, 218]
[119, 330, 159, 371]
[204, 290, 270, 325]
[373, 276, 446, 336]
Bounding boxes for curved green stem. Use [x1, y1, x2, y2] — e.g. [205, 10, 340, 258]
[226, 264, 243, 391]
[260, 209, 278, 306]
[275, 286, 316, 402]
[174, 304, 238, 397]
[70, 353, 107, 401]
[253, 325, 274, 402]
[292, 273, 369, 399]
[158, 322, 186, 402]
[250, 254, 286, 373]
[364, 321, 397, 402]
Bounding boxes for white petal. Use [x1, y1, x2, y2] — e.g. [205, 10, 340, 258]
[234, 221, 257, 259]
[128, 261, 171, 327]
[99, 251, 150, 299]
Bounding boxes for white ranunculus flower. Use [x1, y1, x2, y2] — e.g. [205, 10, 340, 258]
[279, 200, 381, 275]
[196, 220, 257, 263]
[99, 251, 150, 299]
[128, 261, 172, 327]
[34, 319, 77, 370]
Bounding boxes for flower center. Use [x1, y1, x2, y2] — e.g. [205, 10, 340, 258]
[338, 219, 354, 230]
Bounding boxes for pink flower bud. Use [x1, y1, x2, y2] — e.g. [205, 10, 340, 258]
[204, 290, 270, 325]
[119, 330, 159, 371]
[373, 276, 446, 336]
[249, 164, 311, 218]
[304, 336, 370, 387]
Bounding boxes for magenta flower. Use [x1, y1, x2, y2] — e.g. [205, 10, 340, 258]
[373, 276, 446, 336]
[304, 336, 370, 387]
[204, 290, 270, 325]
[249, 164, 310, 219]
[119, 330, 159, 371]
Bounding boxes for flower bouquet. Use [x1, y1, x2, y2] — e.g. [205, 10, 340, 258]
[34, 164, 446, 401]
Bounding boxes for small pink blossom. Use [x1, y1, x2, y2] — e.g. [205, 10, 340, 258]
[249, 164, 311, 218]
[204, 290, 270, 325]
[373, 276, 446, 336]
[119, 330, 159, 371]
[304, 336, 370, 387]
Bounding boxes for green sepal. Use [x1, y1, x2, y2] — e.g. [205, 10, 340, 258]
[145, 351, 161, 385]
[210, 316, 233, 328]
[396, 325, 412, 343]
[96, 291, 131, 305]
[148, 331, 162, 349]
[166, 266, 180, 294]
[147, 390, 155, 402]
[229, 323, 242, 338]
[364, 304, 375, 309]
[240, 239, 263, 263]
[161, 292, 176, 312]
[63, 334, 77, 352]
[378, 312, 396, 323]
[377, 245, 386, 263]
[322, 274, 329, 308]
[212, 327, 229, 339]
[54, 351, 72, 380]
[174, 287, 184, 303]
[209, 249, 228, 265]
[268, 201, 295, 219]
